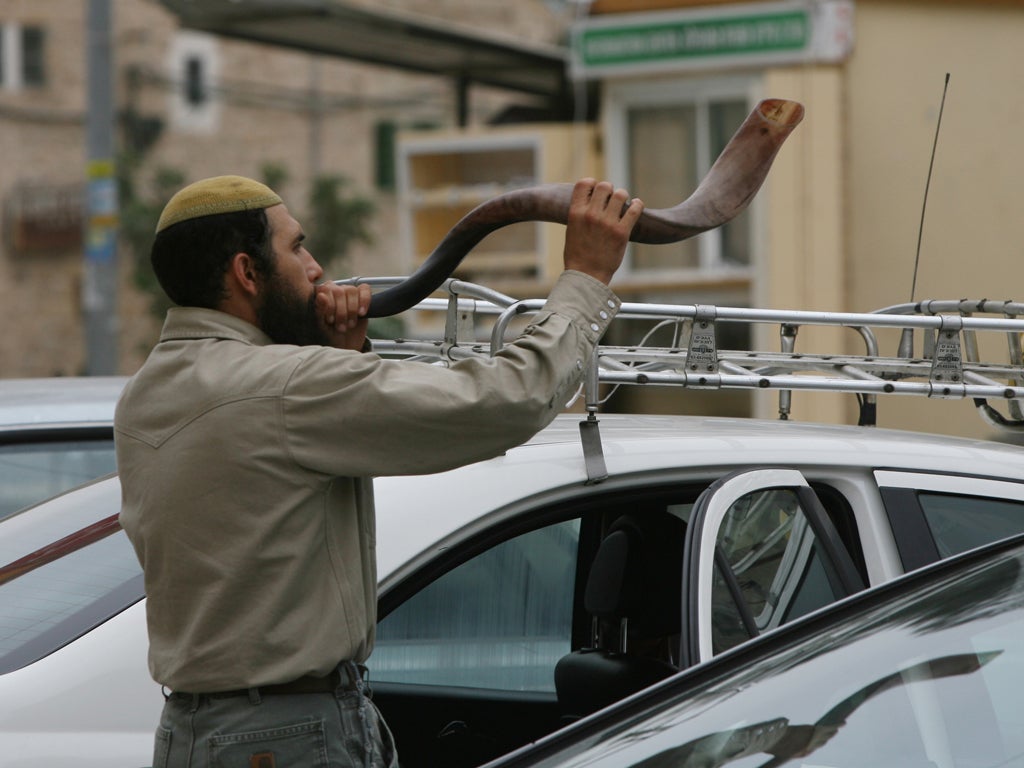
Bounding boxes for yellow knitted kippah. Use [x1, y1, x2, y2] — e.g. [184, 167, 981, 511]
[155, 175, 283, 233]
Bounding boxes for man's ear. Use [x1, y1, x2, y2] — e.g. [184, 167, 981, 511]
[229, 252, 260, 297]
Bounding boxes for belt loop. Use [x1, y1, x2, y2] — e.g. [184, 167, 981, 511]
[342, 661, 359, 692]
[360, 664, 372, 699]
[248, 687, 262, 706]
[338, 661, 371, 697]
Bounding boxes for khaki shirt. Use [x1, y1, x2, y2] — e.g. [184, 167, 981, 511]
[116, 270, 619, 692]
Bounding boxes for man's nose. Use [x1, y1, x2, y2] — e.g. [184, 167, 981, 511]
[305, 255, 324, 283]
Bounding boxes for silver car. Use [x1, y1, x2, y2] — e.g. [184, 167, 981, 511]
[0, 377, 125, 519]
[5, 414, 1024, 766]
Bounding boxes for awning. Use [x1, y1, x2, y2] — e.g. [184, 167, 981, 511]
[158, 0, 571, 102]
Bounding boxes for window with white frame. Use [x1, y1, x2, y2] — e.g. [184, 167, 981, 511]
[0, 23, 47, 90]
[168, 31, 220, 133]
[604, 77, 759, 279]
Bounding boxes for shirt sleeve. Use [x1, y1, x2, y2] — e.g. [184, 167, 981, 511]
[281, 270, 620, 477]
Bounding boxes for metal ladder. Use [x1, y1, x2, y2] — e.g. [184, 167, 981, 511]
[342, 277, 1024, 434]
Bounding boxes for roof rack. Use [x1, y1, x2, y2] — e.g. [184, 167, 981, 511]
[343, 278, 1024, 477]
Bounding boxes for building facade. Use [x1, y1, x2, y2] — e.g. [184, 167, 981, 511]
[0, 0, 563, 377]
[562, 0, 1024, 436]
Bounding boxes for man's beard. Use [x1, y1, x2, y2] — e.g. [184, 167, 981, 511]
[255, 271, 329, 347]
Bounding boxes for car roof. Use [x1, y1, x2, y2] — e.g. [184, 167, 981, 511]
[9, 410, 1024, 538]
[0, 377, 127, 430]
[8, 408, 1024, 576]
[373, 412, 1024, 579]
[521, 411, 1023, 453]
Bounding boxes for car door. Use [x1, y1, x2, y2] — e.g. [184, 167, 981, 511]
[485, 534, 1024, 768]
[877, 470, 1024, 571]
[369, 483, 706, 768]
[681, 468, 865, 665]
[371, 514, 588, 768]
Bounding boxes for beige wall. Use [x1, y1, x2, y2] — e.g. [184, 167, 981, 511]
[848, 1, 1024, 309]
[755, 0, 1024, 436]
[845, 1, 1024, 437]
[758, 1, 1024, 435]
[579, 0, 1024, 435]
[0, 1, 89, 376]
[758, 66, 850, 424]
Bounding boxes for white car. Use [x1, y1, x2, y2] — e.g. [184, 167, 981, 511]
[5, 289, 1024, 767]
[5, 413, 1024, 767]
[0, 376, 125, 520]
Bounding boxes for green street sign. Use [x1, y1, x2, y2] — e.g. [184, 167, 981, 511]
[570, 1, 853, 77]
[580, 11, 807, 66]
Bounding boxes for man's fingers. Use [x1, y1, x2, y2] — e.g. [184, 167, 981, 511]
[358, 283, 372, 318]
[315, 285, 336, 327]
[571, 177, 597, 207]
[343, 286, 360, 329]
[606, 186, 631, 218]
[591, 181, 615, 211]
[338, 284, 372, 329]
[317, 283, 372, 331]
[578, 180, 634, 221]
[621, 197, 644, 226]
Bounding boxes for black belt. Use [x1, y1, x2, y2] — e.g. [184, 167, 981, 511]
[173, 663, 368, 700]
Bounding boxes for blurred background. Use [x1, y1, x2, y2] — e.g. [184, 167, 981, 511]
[1, 0, 1023, 438]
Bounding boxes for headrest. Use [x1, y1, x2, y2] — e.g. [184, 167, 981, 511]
[584, 514, 685, 638]
[584, 524, 643, 619]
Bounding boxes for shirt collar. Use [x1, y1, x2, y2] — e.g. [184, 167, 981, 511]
[159, 306, 274, 346]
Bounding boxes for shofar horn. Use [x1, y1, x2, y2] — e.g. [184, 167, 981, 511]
[367, 98, 804, 318]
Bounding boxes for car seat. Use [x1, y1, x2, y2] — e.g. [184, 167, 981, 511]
[554, 513, 685, 719]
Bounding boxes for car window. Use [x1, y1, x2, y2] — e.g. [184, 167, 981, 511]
[711, 487, 851, 655]
[877, 471, 1024, 571]
[373, 518, 580, 692]
[918, 492, 1024, 558]
[0, 478, 141, 674]
[0, 439, 117, 520]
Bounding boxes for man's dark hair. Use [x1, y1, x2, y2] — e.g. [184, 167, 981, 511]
[150, 208, 274, 308]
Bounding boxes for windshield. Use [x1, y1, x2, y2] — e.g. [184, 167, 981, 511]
[0, 476, 141, 674]
[528, 541, 1024, 768]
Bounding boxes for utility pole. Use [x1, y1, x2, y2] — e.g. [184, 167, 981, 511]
[83, 0, 119, 375]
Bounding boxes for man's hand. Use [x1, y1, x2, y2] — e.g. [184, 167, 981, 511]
[563, 178, 643, 285]
[314, 282, 372, 351]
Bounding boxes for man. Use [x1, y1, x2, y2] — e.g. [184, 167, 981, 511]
[116, 174, 642, 768]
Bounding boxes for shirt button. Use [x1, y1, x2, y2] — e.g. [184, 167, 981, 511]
[576, 360, 583, 370]
[607, 299, 616, 308]
[599, 310, 608, 320]
[590, 323, 600, 332]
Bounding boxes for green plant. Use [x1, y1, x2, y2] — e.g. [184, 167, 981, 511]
[119, 164, 184, 320]
[261, 162, 289, 194]
[306, 174, 375, 276]
[117, 105, 181, 320]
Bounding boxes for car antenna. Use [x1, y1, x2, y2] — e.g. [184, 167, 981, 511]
[899, 73, 951, 359]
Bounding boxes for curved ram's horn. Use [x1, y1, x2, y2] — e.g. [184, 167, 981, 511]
[367, 98, 804, 318]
